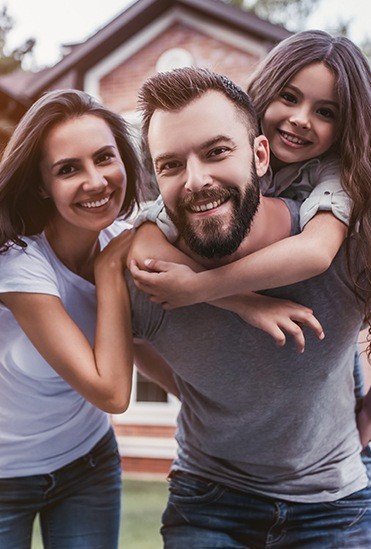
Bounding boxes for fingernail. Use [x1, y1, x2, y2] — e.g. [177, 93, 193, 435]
[144, 259, 152, 267]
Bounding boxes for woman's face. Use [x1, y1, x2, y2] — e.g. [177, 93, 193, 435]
[39, 114, 127, 235]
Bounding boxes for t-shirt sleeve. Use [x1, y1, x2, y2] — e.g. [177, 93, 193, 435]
[133, 195, 179, 243]
[0, 243, 60, 297]
[299, 158, 352, 230]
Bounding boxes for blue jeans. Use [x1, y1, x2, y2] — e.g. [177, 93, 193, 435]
[0, 427, 122, 549]
[161, 471, 371, 548]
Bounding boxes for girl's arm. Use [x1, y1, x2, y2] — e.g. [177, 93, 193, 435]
[130, 212, 346, 307]
[129, 223, 324, 353]
[0, 230, 134, 414]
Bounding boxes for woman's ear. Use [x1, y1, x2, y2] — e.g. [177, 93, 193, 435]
[253, 135, 270, 177]
[38, 186, 49, 199]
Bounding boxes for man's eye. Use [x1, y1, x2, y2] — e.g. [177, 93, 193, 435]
[281, 92, 297, 103]
[317, 107, 335, 119]
[159, 161, 181, 172]
[208, 147, 229, 157]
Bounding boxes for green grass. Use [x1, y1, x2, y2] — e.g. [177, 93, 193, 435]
[31, 477, 168, 548]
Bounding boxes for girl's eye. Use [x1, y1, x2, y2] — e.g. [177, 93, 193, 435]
[281, 92, 297, 104]
[317, 107, 335, 119]
[57, 164, 76, 176]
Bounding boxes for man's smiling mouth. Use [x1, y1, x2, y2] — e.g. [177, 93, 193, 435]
[189, 197, 227, 213]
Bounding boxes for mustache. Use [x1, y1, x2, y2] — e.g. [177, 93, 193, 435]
[177, 187, 235, 209]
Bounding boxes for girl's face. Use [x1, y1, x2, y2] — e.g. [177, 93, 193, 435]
[40, 114, 127, 235]
[262, 62, 339, 169]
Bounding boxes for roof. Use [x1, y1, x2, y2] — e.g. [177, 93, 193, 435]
[0, 0, 290, 104]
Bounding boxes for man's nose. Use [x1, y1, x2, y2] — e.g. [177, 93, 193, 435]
[184, 158, 213, 192]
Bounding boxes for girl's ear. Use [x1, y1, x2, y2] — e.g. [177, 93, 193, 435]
[253, 135, 270, 177]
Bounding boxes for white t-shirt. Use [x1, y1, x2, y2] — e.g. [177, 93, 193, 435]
[0, 219, 130, 477]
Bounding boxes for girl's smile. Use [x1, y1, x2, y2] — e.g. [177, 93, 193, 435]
[262, 62, 339, 170]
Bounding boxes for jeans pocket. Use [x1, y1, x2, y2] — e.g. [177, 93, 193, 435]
[322, 487, 371, 530]
[168, 472, 225, 505]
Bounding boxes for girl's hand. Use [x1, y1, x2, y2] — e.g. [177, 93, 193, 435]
[129, 258, 202, 309]
[95, 229, 135, 280]
[218, 293, 324, 353]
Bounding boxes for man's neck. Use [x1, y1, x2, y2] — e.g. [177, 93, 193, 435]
[177, 196, 292, 269]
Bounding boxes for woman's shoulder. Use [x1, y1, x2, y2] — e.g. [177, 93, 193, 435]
[0, 234, 59, 293]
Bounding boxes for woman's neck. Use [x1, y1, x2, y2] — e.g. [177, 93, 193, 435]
[44, 223, 101, 283]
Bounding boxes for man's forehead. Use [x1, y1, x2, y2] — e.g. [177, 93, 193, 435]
[148, 91, 248, 153]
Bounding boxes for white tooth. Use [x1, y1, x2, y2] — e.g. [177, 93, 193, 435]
[81, 196, 110, 209]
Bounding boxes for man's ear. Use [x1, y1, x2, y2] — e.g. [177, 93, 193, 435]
[253, 135, 270, 177]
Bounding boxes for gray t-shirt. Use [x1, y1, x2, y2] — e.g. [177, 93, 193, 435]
[128, 243, 367, 503]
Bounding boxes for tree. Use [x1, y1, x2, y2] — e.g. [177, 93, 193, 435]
[224, 0, 320, 31]
[0, 5, 35, 74]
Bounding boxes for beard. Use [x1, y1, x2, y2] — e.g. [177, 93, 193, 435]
[166, 169, 261, 259]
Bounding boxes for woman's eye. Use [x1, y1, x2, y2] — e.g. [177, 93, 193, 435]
[317, 107, 335, 119]
[97, 152, 114, 164]
[58, 164, 76, 176]
[281, 92, 297, 103]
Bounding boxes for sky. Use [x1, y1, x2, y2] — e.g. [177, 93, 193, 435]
[6, 0, 371, 69]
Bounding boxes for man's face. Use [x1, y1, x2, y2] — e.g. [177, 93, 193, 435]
[148, 91, 268, 258]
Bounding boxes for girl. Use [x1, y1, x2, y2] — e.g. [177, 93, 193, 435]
[129, 30, 371, 356]
[0, 89, 174, 548]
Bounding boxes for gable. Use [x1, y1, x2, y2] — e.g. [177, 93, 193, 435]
[85, 7, 274, 115]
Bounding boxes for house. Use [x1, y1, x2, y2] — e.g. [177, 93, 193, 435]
[0, 0, 292, 475]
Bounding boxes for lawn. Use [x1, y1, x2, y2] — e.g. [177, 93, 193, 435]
[31, 477, 168, 548]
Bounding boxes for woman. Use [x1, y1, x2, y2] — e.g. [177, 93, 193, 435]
[0, 89, 138, 548]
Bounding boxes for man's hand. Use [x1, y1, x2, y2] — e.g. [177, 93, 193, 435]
[130, 259, 202, 308]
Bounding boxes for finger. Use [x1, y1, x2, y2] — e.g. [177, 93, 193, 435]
[143, 258, 173, 273]
[281, 321, 305, 353]
[130, 261, 157, 284]
[294, 313, 325, 340]
[264, 325, 286, 347]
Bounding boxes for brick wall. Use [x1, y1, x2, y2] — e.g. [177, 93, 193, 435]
[99, 21, 260, 114]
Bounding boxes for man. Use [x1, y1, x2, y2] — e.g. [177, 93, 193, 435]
[129, 67, 370, 547]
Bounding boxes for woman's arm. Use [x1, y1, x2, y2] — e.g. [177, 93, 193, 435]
[0, 230, 134, 414]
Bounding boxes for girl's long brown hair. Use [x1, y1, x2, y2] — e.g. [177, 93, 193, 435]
[247, 30, 371, 356]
